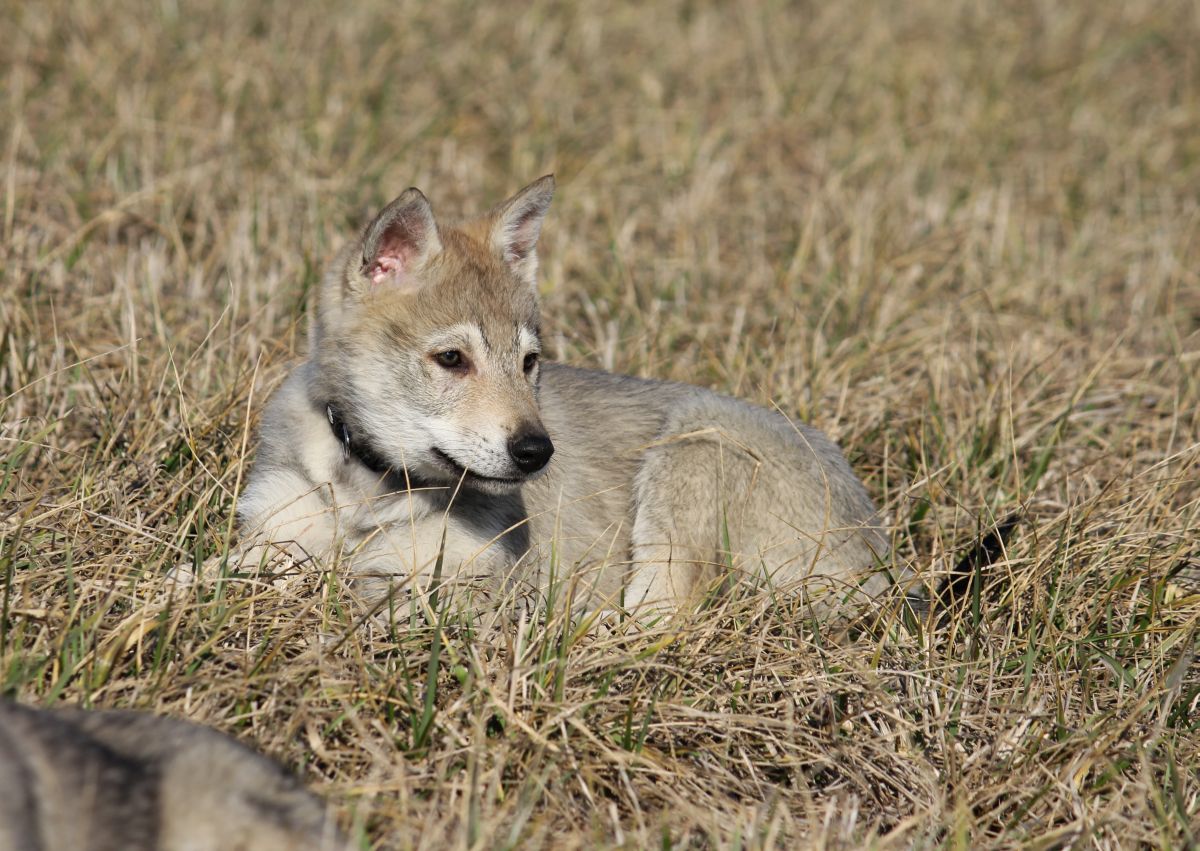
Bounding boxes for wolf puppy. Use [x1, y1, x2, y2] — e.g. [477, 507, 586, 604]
[0, 701, 348, 851]
[239, 177, 889, 612]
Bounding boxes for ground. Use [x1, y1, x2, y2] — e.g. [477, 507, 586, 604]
[1, 1, 1198, 848]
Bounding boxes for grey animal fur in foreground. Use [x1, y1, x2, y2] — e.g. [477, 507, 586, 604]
[0, 701, 349, 851]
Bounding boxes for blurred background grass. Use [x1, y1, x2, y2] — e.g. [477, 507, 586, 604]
[2, 1, 1198, 848]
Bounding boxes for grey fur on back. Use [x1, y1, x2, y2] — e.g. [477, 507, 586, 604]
[514, 362, 890, 606]
[0, 701, 348, 851]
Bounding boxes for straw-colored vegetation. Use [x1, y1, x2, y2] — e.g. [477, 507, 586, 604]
[2, 1, 1198, 847]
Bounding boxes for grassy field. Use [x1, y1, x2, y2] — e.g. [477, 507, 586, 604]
[2, 0, 1199, 847]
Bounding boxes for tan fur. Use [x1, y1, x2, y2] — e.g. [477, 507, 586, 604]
[0, 701, 349, 851]
[237, 177, 904, 614]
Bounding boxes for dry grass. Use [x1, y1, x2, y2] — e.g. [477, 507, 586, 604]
[3, 0, 1199, 847]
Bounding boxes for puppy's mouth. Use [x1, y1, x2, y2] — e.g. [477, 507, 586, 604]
[430, 447, 524, 485]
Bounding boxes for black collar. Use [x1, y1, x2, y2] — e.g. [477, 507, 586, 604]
[325, 404, 394, 476]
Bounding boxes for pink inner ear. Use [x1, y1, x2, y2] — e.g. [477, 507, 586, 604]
[368, 222, 424, 287]
[504, 214, 539, 263]
[369, 254, 406, 286]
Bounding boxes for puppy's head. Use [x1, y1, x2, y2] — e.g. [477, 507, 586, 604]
[311, 176, 556, 493]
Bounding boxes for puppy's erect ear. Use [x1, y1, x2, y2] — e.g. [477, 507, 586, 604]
[488, 175, 555, 289]
[358, 188, 442, 293]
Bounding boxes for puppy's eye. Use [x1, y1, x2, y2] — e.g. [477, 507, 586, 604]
[434, 350, 465, 370]
[523, 352, 539, 374]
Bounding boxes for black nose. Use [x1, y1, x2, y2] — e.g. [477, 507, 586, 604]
[508, 430, 554, 474]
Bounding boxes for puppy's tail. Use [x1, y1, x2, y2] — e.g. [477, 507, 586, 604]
[943, 513, 1021, 601]
[935, 512, 1021, 616]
